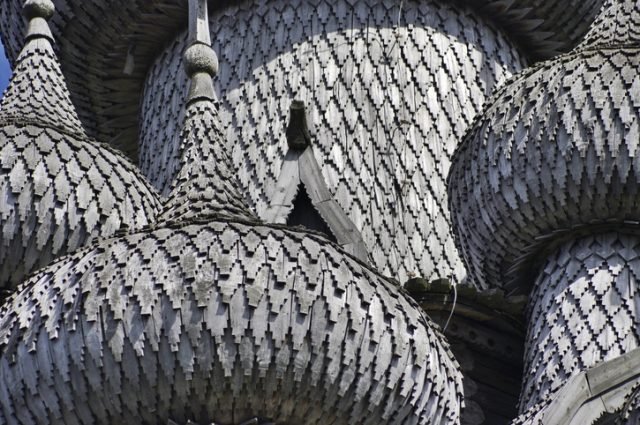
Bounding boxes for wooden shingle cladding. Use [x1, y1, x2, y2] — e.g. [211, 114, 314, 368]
[264, 144, 370, 261]
[0, 0, 466, 422]
[522, 232, 640, 413]
[512, 346, 640, 425]
[448, 33, 640, 293]
[448, 0, 640, 421]
[0, 219, 464, 424]
[0, 7, 161, 294]
[579, 0, 640, 51]
[157, 97, 257, 225]
[0, 0, 603, 158]
[139, 0, 525, 285]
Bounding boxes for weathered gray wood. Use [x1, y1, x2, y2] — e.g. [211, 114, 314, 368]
[0, 3, 161, 293]
[0, 219, 464, 424]
[139, 0, 528, 285]
[448, 1, 640, 423]
[298, 147, 333, 205]
[187, 0, 209, 46]
[512, 346, 640, 424]
[263, 150, 301, 224]
[0, 3, 465, 421]
[449, 0, 640, 292]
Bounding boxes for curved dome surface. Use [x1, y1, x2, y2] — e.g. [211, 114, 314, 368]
[0, 0, 604, 65]
[0, 0, 603, 161]
[448, 41, 640, 291]
[0, 123, 161, 291]
[0, 5, 161, 293]
[0, 221, 463, 424]
[139, 0, 526, 285]
[579, 0, 640, 51]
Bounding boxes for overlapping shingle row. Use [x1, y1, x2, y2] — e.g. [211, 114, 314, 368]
[0, 2, 466, 422]
[522, 232, 640, 412]
[0, 0, 601, 166]
[448, 0, 640, 421]
[449, 36, 640, 292]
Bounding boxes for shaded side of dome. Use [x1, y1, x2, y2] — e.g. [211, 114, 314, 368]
[0, 221, 464, 424]
[461, 0, 605, 59]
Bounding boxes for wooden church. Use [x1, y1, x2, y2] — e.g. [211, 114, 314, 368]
[1, 0, 640, 423]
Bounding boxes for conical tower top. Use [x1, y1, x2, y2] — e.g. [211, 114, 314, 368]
[0, 0, 86, 137]
[158, 0, 256, 224]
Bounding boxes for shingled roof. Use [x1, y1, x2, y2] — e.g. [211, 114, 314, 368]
[0, 0, 604, 157]
[0, 2, 465, 422]
[0, 0, 161, 293]
[448, 0, 640, 293]
[139, 0, 528, 287]
[0, 0, 602, 288]
[449, 0, 640, 419]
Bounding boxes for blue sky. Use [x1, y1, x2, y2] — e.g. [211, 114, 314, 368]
[0, 41, 11, 96]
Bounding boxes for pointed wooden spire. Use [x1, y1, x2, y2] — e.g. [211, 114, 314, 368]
[158, 0, 256, 224]
[0, 0, 86, 137]
[579, 0, 640, 50]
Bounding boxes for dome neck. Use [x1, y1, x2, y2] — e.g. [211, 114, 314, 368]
[158, 0, 256, 224]
[0, 0, 86, 137]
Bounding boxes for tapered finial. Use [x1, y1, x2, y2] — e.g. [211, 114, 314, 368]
[23, 0, 55, 41]
[183, 0, 218, 103]
[188, 0, 211, 46]
[23, 0, 54, 19]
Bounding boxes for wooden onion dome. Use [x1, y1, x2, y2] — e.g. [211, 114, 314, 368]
[0, 2, 464, 423]
[449, 0, 640, 419]
[0, 0, 160, 294]
[0, 0, 604, 156]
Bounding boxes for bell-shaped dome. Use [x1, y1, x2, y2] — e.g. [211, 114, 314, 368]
[0, 3, 464, 422]
[0, 220, 463, 424]
[0, 0, 161, 293]
[448, 0, 640, 292]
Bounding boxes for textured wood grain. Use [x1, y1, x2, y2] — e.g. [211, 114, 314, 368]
[0, 0, 605, 163]
[158, 99, 256, 224]
[521, 232, 640, 412]
[616, 384, 640, 424]
[449, 1, 640, 422]
[0, 219, 464, 425]
[511, 346, 640, 424]
[0, 9, 161, 294]
[263, 132, 370, 261]
[448, 0, 640, 291]
[579, 0, 640, 51]
[139, 0, 526, 286]
[0, 9, 464, 420]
